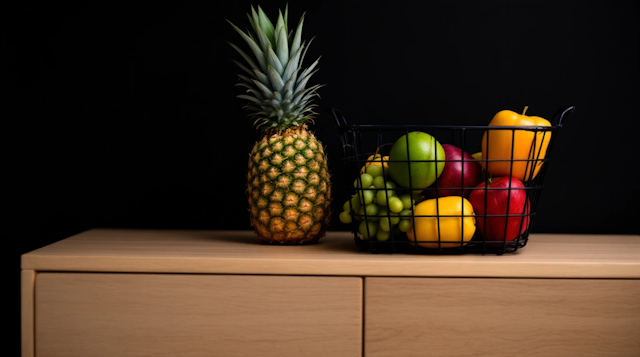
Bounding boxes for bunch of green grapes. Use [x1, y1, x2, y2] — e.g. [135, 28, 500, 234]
[339, 163, 416, 241]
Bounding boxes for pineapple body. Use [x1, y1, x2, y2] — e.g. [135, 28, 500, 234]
[248, 128, 331, 244]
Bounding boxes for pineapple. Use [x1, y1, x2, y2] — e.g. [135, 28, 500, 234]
[228, 5, 331, 244]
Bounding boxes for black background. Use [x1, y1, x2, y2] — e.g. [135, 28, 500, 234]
[3, 0, 639, 354]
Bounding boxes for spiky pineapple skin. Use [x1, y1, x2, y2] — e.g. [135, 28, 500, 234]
[247, 127, 331, 244]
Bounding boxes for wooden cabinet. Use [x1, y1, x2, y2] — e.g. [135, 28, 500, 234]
[22, 229, 640, 357]
[365, 278, 640, 357]
[35, 273, 362, 357]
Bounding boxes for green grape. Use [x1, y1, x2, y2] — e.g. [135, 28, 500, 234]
[376, 190, 390, 206]
[354, 173, 374, 188]
[379, 217, 391, 232]
[339, 211, 352, 224]
[362, 173, 375, 187]
[398, 219, 412, 232]
[359, 220, 377, 239]
[364, 203, 379, 221]
[376, 229, 391, 241]
[373, 176, 386, 189]
[388, 197, 403, 213]
[361, 189, 375, 204]
[343, 195, 361, 211]
[399, 194, 414, 210]
[365, 164, 383, 178]
[377, 208, 398, 226]
[399, 209, 413, 219]
[384, 181, 396, 197]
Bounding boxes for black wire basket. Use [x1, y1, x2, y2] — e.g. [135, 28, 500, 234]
[330, 106, 574, 255]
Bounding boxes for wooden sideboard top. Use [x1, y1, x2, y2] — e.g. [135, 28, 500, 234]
[21, 229, 640, 278]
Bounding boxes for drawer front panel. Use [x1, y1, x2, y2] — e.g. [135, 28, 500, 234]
[365, 277, 640, 357]
[36, 273, 362, 357]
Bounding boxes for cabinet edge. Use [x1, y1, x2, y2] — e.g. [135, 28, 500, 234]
[21, 270, 35, 357]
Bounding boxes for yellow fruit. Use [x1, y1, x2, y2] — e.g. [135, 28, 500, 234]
[360, 154, 389, 173]
[407, 196, 476, 248]
[471, 152, 482, 161]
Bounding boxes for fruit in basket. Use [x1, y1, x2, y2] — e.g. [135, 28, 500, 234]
[229, 5, 331, 244]
[354, 173, 374, 188]
[359, 220, 378, 239]
[468, 177, 530, 245]
[407, 196, 476, 248]
[388, 132, 445, 190]
[360, 153, 389, 175]
[339, 172, 416, 239]
[481, 107, 552, 181]
[365, 164, 384, 178]
[338, 211, 352, 224]
[426, 144, 483, 199]
[472, 151, 492, 182]
[375, 181, 396, 206]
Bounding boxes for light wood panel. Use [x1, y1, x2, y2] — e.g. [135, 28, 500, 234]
[21, 270, 35, 357]
[365, 277, 640, 357]
[35, 273, 362, 357]
[21, 229, 640, 278]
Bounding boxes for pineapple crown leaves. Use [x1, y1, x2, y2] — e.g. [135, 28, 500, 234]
[227, 4, 324, 133]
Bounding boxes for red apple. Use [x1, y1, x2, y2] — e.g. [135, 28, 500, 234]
[469, 177, 531, 245]
[427, 144, 483, 198]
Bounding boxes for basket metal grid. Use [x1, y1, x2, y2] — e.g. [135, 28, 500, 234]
[331, 106, 574, 255]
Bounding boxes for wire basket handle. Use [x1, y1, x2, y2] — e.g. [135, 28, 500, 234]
[326, 107, 351, 151]
[326, 107, 348, 127]
[552, 105, 575, 127]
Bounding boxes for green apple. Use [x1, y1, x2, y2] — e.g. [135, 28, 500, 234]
[388, 131, 445, 189]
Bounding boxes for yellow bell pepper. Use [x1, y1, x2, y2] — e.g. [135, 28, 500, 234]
[481, 107, 552, 181]
[407, 196, 476, 248]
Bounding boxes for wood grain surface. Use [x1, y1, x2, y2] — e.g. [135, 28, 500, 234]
[365, 277, 640, 357]
[21, 229, 640, 278]
[35, 273, 362, 357]
[21, 270, 35, 357]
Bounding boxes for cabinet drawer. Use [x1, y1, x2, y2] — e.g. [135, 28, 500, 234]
[35, 273, 362, 357]
[365, 278, 640, 357]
